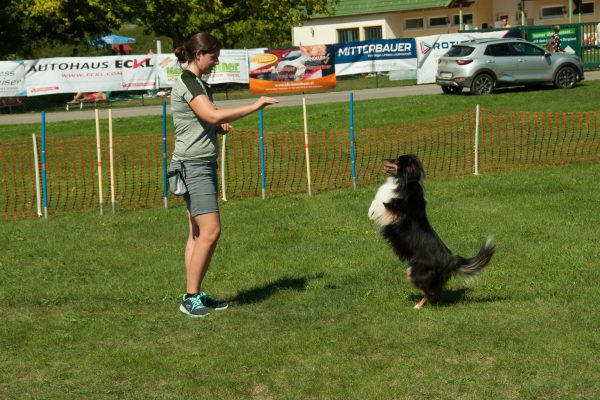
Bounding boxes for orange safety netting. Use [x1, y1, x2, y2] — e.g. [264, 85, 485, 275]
[1, 110, 599, 220]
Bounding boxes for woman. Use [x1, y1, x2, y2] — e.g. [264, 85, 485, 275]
[548, 25, 562, 53]
[170, 32, 278, 317]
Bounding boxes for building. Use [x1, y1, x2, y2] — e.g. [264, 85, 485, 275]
[293, 0, 599, 45]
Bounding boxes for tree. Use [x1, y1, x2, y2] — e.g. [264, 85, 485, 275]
[135, 0, 337, 50]
[1, 0, 135, 59]
[0, 0, 336, 60]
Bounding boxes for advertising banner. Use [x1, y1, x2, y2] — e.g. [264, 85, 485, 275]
[416, 30, 509, 84]
[0, 50, 250, 97]
[334, 39, 417, 76]
[527, 26, 579, 54]
[23, 55, 157, 96]
[156, 49, 249, 87]
[0, 61, 26, 97]
[249, 45, 336, 94]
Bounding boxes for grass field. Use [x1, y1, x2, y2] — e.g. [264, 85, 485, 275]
[1, 162, 600, 399]
[2, 79, 600, 140]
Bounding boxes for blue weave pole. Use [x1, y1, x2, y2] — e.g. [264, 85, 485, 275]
[349, 92, 357, 190]
[41, 112, 48, 219]
[162, 101, 168, 208]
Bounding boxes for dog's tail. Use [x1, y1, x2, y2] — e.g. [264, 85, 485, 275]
[453, 236, 495, 276]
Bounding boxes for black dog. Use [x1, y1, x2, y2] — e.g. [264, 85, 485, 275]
[368, 154, 494, 308]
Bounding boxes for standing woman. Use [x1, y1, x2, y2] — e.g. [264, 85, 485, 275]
[549, 25, 562, 53]
[170, 32, 278, 317]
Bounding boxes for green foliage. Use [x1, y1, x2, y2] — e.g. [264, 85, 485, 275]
[1, 0, 336, 58]
[0, 0, 136, 59]
[135, 0, 337, 49]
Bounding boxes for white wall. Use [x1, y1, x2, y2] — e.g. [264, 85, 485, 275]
[293, 14, 390, 45]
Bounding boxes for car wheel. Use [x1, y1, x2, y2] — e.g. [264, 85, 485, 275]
[554, 66, 577, 89]
[471, 73, 494, 95]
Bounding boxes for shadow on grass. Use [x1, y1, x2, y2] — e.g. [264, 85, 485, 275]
[231, 273, 324, 305]
[408, 288, 507, 307]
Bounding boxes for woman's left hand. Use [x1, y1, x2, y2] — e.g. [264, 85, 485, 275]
[217, 123, 231, 134]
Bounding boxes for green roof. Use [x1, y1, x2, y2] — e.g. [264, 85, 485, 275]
[318, 0, 453, 18]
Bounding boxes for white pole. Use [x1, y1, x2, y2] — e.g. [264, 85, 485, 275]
[108, 109, 116, 213]
[302, 97, 312, 196]
[221, 133, 228, 202]
[474, 104, 480, 176]
[95, 109, 104, 215]
[31, 133, 42, 217]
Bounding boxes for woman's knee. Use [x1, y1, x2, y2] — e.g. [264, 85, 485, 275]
[202, 225, 221, 243]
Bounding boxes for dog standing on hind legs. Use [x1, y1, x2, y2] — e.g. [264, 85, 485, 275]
[368, 154, 495, 309]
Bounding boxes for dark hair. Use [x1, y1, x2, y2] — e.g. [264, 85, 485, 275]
[174, 32, 223, 63]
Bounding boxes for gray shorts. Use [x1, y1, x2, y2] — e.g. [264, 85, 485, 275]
[169, 159, 219, 217]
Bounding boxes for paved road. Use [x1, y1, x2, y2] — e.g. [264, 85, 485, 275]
[2, 71, 598, 125]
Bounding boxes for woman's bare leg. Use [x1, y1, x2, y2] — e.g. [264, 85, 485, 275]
[184, 211, 221, 294]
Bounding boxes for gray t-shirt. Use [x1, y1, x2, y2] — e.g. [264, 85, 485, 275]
[170, 70, 218, 161]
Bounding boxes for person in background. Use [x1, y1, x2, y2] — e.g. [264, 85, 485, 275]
[548, 25, 563, 53]
[170, 32, 278, 317]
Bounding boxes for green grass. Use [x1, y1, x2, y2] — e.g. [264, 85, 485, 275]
[2, 79, 600, 141]
[1, 163, 600, 399]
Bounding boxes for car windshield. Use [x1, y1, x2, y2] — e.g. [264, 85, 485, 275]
[445, 46, 475, 57]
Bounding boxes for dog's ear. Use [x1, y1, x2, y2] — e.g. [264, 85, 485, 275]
[396, 170, 408, 195]
[405, 155, 425, 183]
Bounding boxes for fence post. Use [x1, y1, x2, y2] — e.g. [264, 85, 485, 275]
[40, 112, 48, 219]
[474, 104, 480, 176]
[349, 92, 357, 189]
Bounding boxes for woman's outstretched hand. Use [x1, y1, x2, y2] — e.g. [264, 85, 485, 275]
[255, 96, 279, 110]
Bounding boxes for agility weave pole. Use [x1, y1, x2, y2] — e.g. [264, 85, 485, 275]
[31, 133, 42, 218]
[94, 109, 104, 215]
[302, 97, 312, 196]
[108, 109, 116, 214]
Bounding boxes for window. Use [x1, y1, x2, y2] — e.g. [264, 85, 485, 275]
[429, 16, 449, 27]
[511, 43, 545, 56]
[485, 43, 512, 57]
[453, 14, 473, 25]
[364, 26, 383, 40]
[446, 46, 475, 57]
[541, 6, 565, 19]
[405, 18, 424, 30]
[337, 28, 359, 43]
[574, 2, 594, 15]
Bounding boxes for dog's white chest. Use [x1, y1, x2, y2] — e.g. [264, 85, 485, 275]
[368, 177, 398, 228]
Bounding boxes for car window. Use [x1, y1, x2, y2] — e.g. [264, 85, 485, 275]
[445, 46, 475, 57]
[510, 42, 545, 56]
[484, 43, 512, 57]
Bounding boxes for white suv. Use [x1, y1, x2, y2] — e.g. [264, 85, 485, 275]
[435, 38, 585, 95]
